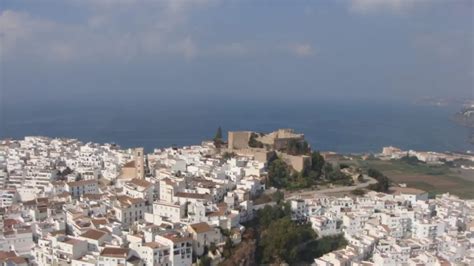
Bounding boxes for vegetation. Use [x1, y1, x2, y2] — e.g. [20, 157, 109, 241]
[222, 238, 233, 258]
[209, 242, 217, 254]
[286, 139, 310, 155]
[272, 190, 284, 204]
[351, 188, 367, 196]
[400, 155, 424, 165]
[267, 152, 353, 190]
[339, 163, 350, 169]
[326, 169, 354, 186]
[213, 126, 223, 148]
[367, 168, 390, 192]
[311, 151, 325, 176]
[253, 193, 273, 205]
[197, 256, 211, 266]
[267, 158, 291, 188]
[444, 158, 474, 168]
[56, 167, 73, 180]
[248, 132, 264, 148]
[221, 152, 236, 161]
[260, 216, 317, 263]
[248, 203, 347, 264]
[61, 167, 73, 176]
[220, 231, 256, 266]
[345, 157, 474, 199]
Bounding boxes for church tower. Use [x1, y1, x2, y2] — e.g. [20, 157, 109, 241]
[134, 147, 144, 179]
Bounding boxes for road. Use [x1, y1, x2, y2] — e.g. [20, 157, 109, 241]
[284, 175, 377, 199]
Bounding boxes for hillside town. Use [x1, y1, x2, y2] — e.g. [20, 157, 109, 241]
[0, 130, 472, 265]
[290, 190, 474, 265]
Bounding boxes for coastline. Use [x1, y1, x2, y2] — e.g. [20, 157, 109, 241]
[1, 101, 471, 153]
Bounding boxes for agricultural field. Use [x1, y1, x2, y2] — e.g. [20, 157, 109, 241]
[335, 157, 474, 199]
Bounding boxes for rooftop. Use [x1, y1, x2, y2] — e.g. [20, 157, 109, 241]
[189, 222, 213, 234]
[80, 228, 108, 240]
[100, 247, 129, 258]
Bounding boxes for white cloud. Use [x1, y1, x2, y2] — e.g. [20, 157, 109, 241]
[289, 43, 316, 57]
[174, 37, 198, 59]
[0, 2, 317, 62]
[163, 0, 217, 14]
[349, 0, 423, 14]
[413, 31, 471, 59]
[0, 11, 53, 52]
[0, 0, 216, 62]
[212, 42, 249, 56]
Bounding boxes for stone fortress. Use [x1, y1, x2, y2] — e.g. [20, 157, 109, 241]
[226, 128, 312, 172]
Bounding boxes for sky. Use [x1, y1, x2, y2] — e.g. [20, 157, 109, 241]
[0, 0, 473, 106]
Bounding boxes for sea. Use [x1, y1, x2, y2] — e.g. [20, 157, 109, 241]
[1, 99, 471, 153]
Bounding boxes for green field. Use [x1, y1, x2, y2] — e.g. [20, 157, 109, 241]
[335, 158, 474, 199]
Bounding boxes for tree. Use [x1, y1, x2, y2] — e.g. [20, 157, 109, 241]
[215, 126, 222, 140]
[303, 235, 348, 261]
[323, 163, 334, 177]
[327, 169, 347, 181]
[209, 242, 217, 254]
[198, 256, 211, 266]
[298, 234, 347, 262]
[248, 132, 264, 148]
[62, 167, 73, 176]
[339, 163, 350, 169]
[223, 237, 233, 258]
[267, 159, 290, 188]
[286, 139, 310, 155]
[456, 220, 466, 232]
[220, 228, 231, 237]
[311, 151, 325, 176]
[222, 152, 236, 161]
[272, 190, 284, 204]
[368, 168, 384, 178]
[256, 204, 288, 227]
[259, 217, 317, 264]
[400, 155, 423, 165]
[213, 126, 223, 148]
[351, 189, 366, 196]
[367, 168, 390, 192]
[250, 203, 347, 265]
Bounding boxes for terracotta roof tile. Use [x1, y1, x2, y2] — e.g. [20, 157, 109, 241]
[189, 222, 213, 234]
[100, 247, 129, 258]
[175, 192, 208, 199]
[123, 161, 136, 168]
[143, 242, 165, 249]
[128, 178, 152, 188]
[80, 228, 107, 240]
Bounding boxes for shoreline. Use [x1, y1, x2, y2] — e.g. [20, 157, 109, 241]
[1, 134, 473, 155]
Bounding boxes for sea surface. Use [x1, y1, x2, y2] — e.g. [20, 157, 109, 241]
[1, 99, 471, 153]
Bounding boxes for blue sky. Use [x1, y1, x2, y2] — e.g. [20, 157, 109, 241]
[1, 0, 473, 105]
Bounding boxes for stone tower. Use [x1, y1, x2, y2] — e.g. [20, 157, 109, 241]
[134, 147, 144, 179]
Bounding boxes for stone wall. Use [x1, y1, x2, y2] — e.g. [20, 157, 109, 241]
[278, 152, 312, 172]
[228, 131, 252, 150]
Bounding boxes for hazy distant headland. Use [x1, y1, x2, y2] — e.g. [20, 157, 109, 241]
[453, 106, 474, 128]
